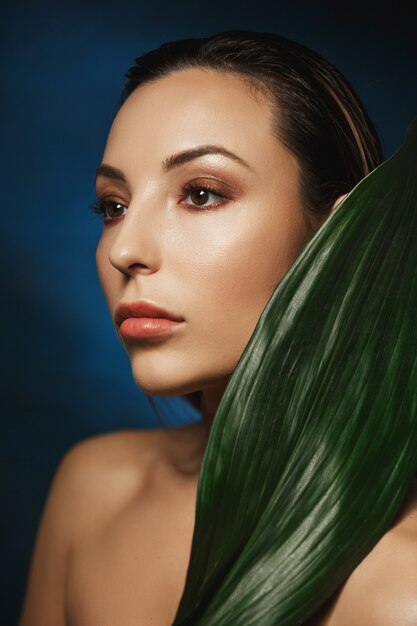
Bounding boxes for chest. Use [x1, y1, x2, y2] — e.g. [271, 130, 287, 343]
[65, 481, 197, 626]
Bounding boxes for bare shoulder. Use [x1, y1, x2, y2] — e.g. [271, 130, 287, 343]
[50, 422, 205, 537]
[57, 428, 161, 515]
[63, 420, 205, 475]
[317, 478, 417, 626]
[18, 426, 189, 626]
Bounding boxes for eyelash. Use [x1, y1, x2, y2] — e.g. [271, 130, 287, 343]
[89, 181, 230, 222]
[182, 181, 229, 209]
[89, 198, 127, 222]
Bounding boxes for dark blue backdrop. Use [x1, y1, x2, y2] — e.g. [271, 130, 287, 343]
[2, 1, 416, 623]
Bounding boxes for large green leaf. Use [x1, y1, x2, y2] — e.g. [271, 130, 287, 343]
[172, 116, 417, 625]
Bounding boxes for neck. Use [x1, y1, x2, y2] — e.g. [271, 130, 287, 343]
[199, 378, 230, 438]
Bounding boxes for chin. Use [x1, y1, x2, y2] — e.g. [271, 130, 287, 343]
[131, 369, 203, 399]
[127, 349, 235, 399]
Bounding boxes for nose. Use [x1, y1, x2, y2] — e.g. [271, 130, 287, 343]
[108, 197, 161, 277]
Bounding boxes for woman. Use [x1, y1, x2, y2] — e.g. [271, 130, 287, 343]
[19, 30, 417, 625]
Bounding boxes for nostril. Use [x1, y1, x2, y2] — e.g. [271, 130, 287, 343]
[127, 262, 153, 274]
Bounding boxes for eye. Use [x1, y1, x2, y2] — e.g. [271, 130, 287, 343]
[181, 181, 229, 209]
[89, 198, 128, 222]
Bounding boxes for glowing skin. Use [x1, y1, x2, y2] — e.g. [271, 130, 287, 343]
[95, 68, 342, 433]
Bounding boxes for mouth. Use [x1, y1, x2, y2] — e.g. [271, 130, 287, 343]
[114, 300, 185, 341]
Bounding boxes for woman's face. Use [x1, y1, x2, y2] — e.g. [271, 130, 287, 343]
[95, 68, 316, 399]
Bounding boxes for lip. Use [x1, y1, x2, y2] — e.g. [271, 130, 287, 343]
[115, 300, 184, 326]
[114, 300, 185, 340]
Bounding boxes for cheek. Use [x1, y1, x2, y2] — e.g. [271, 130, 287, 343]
[182, 207, 309, 325]
[178, 202, 310, 354]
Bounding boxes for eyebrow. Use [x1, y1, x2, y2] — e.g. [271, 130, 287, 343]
[95, 164, 127, 183]
[161, 144, 253, 173]
[95, 144, 252, 183]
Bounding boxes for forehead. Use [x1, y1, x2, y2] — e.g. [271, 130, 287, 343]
[103, 68, 298, 181]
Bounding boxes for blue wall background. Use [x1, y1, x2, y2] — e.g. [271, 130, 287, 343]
[1, 1, 416, 623]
